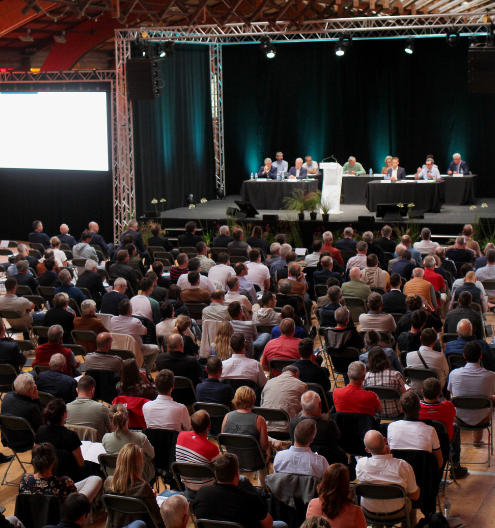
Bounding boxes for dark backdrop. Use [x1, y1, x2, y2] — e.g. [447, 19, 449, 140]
[133, 44, 216, 214]
[0, 82, 113, 242]
[223, 38, 495, 196]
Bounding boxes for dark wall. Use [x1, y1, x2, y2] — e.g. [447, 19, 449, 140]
[223, 38, 495, 196]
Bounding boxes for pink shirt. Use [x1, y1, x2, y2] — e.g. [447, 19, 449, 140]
[306, 499, 367, 528]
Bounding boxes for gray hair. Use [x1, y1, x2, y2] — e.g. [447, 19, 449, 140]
[114, 277, 127, 289]
[282, 365, 299, 376]
[348, 156, 356, 162]
[49, 353, 66, 370]
[14, 373, 35, 395]
[219, 225, 229, 235]
[128, 219, 138, 228]
[295, 157, 303, 163]
[160, 494, 189, 528]
[301, 391, 321, 414]
[280, 243, 293, 257]
[16, 260, 29, 272]
[264, 158, 272, 164]
[424, 256, 436, 269]
[17, 243, 28, 255]
[59, 269, 72, 285]
[453, 153, 461, 158]
[85, 259, 97, 271]
[48, 324, 64, 343]
[348, 361, 366, 380]
[60, 224, 69, 234]
[343, 227, 353, 237]
[81, 299, 97, 315]
[270, 242, 281, 255]
[279, 280, 292, 295]
[412, 268, 424, 278]
[322, 231, 333, 243]
[457, 318, 473, 338]
[335, 306, 349, 325]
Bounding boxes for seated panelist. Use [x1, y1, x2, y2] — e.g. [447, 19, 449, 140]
[415, 158, 440, 181]
[386, 156, 406, 181]
[342, 156, 366, 175]
[288, 158, 308, 180]
[258, 158, 277, 179]
[448, 153, 469, 175]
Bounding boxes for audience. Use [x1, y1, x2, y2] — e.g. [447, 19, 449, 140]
[292, 338, 331, 395]
[181, 271, 211, 303]
[359, 330, 403, 373]
[208, 252, 235, 288]
[55, 269, 87, 305]
[109, 250, 139, 297]
[252, 291, 281, 326]
[221, 333, 267, 388]
[444, 290, 484, 340]
[228, 301, 268, 359]
[313, 256, 342, 285]
[33, 324, 79, 376]
[324, 307, 364, 353]
[246, 249, 270, 292]
[35, 353, 77, 403]
[381, 273, 407, 314]
[345, 242, 367, 271]
[360, 254, 389, 290]
[341, 267, 371, 303]
[334, 227, 357, 252]
[169, 315, 199, 357]
[75, 259, 107, 305]
[196, 356, 234, 407]
[130, 277, 160, 324]
[196, 241, 215, 273]
[73, 300, 108, 352]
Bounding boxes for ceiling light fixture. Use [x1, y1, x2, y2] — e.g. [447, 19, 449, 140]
[405, 37, 414, 54]
[19, 29, 34, 42]
[260, 36, 276, 58]
[53, 31, 66, 44]
[446, 27, 460, 47]
[335, 34, 352, 56]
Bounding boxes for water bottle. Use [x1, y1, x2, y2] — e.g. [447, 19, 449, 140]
[444, 497, 451, 518]
[460, 169, 463, 176]
[254, 172, 258, 181]
[369, 168, 373, 177]
[46, 300, 50, 310]
[250, 173, 254, 180]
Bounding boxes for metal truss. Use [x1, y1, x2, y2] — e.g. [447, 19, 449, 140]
[209, 43, 225, 197]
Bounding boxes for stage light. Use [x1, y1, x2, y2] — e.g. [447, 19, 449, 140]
[335, 35, 352, 56]
[469, 35, 478, 47]
[158, 45, 166, 58]
[405, 38, 414, 54]
[19, 29, 34, 42]
[53, 32, 66, 44]
[446, 27, 460, 47]
[260, 36, 276, 58]
[164, 40, 175, 57]
[335, 44, 345, 56]
[185, 194, 195, 206]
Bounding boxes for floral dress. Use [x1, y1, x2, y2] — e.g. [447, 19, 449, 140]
[19, 474, 77, 501]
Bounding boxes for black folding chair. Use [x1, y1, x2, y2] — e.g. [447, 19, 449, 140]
[252, 407, 291, 441]
[98, 453, 118, 478]
[217, 433, 267, 480]
[171, 461, 217, 493]
[0, 415, 35, 485]
[447, 355, 467, 372]
[172, 376, 197, 406]
[192, 402, 230, 437]
[102, 494, 161, 528]
[14, 493, 61, 528]
[354, 483, 411, 528]
[328, 347, 360, 390]
[143, 428, 179, 488]
[0, 364, 18, 397]
[268, 358, 297, 378]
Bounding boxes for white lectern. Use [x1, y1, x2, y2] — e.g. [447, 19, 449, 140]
[319, 162, 343, 214]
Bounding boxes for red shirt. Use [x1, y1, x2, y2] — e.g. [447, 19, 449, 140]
[33, 342, 73, 376]
[423, 268, 445, 292]
[419, 400, 456, 440]
[333, 384, 381, 416]
[321, 244, 344, 266]
[261, 335, 301, 375]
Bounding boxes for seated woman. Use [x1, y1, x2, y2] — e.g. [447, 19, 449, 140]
[34, 398, 96, 482]
[102, 404, 155, 482]
[164, 286, 190, 317]
[19, 442, 102, 503]
[246, 226, 267, 256]
[170, 315, 198, 357]
[362, 346, 405, 419]
[210, 321, 234, 359]
[306, 463, 367, 528]
[105, 443, 164, 528]
[116, 358, 158, 400]
[156, 302, 195, 345]
[381, 155, 393, 174]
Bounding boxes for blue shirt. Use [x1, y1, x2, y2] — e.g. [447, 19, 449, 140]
[270, 325, 308, 339]
[196, 378, 234, 408]
[55, 284, 87, 305]
[272, 160, 288, 173]
[418, 167, 440, 180]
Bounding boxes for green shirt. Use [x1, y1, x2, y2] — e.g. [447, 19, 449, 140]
[342, 161, 366, 175]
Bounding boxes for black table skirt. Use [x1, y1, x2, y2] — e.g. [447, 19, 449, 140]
[343, 175, 476, 206]
[365, 181, 444, 213]
[240, 179, 318, 210]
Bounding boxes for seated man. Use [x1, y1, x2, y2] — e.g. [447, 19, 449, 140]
[55, 269, 87, 306]
[146, 270, 168, 304]
[391, 250, 416, 282]
[345, 242, 368, 271]
[35, 353, 77, 403]
[436, 246, 457, 277]
[73, 230, 98, 261]
[258, 157, 277, 179]
[212, 225, 234, 248]
[321, 231, 345, 268]
[43, 292, 75, 343]
[0, 277, 45, 334]
[7, 247, 37, 277]
[284, 264, 313, 317]
[319, 286, 354, 328]
[228, 301, 269, 360]
[261, 365, 307, 434]
[75, 260, 107, 306]
[58, 223, 77, 249]
[448, 341, 495, 446]
[66, 375, 113, 439]
[196, 241, 215, 274]
[292, 338, 331, 395]
[386, 157, 406, 180]
[73, 299, 108, 352]
[419, 377, 467, 478]
[387, 391, 443, 468]
[208, 252, 235, 289]
[333, 361, 382, 416]
[175, 410, 221, 498]
[252, 292, 280, 326]
[476, 248, 495, 281]
[170, 253, 190, 283]
[356, 430, 419, 527]
[273, 419, 328, 478]
[381, 273, 407, 314]
[153, 261, 172, 289]
[334, 226, 358, 252]
[452, 270, 489, 312]
[475, 243, 495, 270]
[446, 236, 475, 264]
[14, 260, 39, 292]
[305, 240, 322, 268]
[33, 324, 79, 376]
[276, 280, 301, 315]
[270, 244, 294, 279]
[288, 157, 308, 179]
[362, 232, 385, 268]
[203, 289, 231, 321]
[341, 267, 371, 304]
[444, 319, 495, 371]
[342, 156, 366, 175]
[406, 328, 449, 391]
[414, 227, 440, 254]
[227, 229, 251, 259]
[423, 256, 447, 297]
[99, 278, 128, 317]
[29, 220, 51, 249]
[359, 330, 403, 373]
[462, 224, 481, 258]
[444, 291, 484, 340]
[196, 356, 235, 407]
[88, 221, 114, 258]
[359, 292, 396, 334]
[121, 219, 148, 257]
[130, 277, 160, 324]
[38, 259, 61, 288]
[221, 333, 267, 388]
[261, 318, 301, 376]
[360, 254, 389, 291]
[181, 272, 211, 303]
[245, 249, 270, 293]
[415, 157, 440, 180]
[313, 256, 342, 286]
[375, 225, 397, 254]
[403, 268, 436, 310]
[178, 258, 215, 294]
[448, 152, 469, 175]
[224, 277, 252, 319]
[270, 305, 307, 339]
[324, 307, 364, 353]
[109, 249, 139, 297]
[232, 263, 257, 305]
[178, 221, 203, 248]
[84, 332, 124, 377]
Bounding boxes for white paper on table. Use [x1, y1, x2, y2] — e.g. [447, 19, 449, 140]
[295, 248, 307, 256]
[81, 441, 106, 464]
[0, 241, 9, 248]
[380, 181, 392, 183]
[453, 175, 464, 178]
[156, 495, 167, 507]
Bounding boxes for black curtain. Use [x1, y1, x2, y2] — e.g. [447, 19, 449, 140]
[133, 44, 216, 215]
[0, 82, 113, 242]
[223, 38, 495, 197]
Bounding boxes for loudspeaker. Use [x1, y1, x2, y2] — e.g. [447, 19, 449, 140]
[234, 200, 259, 218]
[468, 48, 495, 93]
[263, 214, 279, 222]
[376, 204, 406, 222]
[408, 209, 425, 219]
[126, 59, 163, 100]
[226, 207, 239, 216]
[358, 216, 376, 223]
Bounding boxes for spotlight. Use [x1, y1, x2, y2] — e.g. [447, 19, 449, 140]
[446, 27, 460, 47]
[405, 38, 414, 54]
[260, 36, 276, 58]
[335, 43, 345, 56]
[53, 31, 66, 44]
[335, 35, 352, 56]
[158, 45, 166, 58]
[164, 40, 175, 57]
[19, 29, 34, 42]
[185, 194, 195, 206]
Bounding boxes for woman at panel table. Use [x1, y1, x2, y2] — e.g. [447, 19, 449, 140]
[258, 157, 277, 179]
[381, 155, 393, 174]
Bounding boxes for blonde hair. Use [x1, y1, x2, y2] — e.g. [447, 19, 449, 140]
[109, 404, 129, 438]
[172, 315, 191, 334]
[232, 386, 256, 410]
[212, 322, 234, 360]
[110, 443, 144, 494]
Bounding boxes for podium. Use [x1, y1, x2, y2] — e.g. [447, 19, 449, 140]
[319, 162, 343, 214]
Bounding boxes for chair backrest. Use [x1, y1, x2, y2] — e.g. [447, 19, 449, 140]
[342, 296, 367, 320]
[14, 493, 61, 528]
[184, 302, 208, 322]
[403, 367, 439, 383]
[221, 378, 261, 406]
[442, 333, 459, 347]
[98, 453, 119, 478]
[171, 461, 217, 492]
[328, 347, 360, 375]
[102, 494, 161, 528]
[256, 324, 277, 335]
[268, 358, 297, 378]
[0, 248, 13, 257]
[85, 369, 120, 404]
[38, 391, 55, 406]
[37, 286, 56, 303]
[143, 428, 179, 474]
[332, 412, 379, 457]
[66, 423, 100, 442]
[451, 395, 493, 412]
[71, 329, 97, 347]
[24, 295, 45, 311]
[192, 402, 231, 437]
[112, 395, 150, 429]
[112, 348, 135, 361]
[171, 375, 197, 406]
[68, 298, 81, 317]
[96, 312, 113, 328]
[63, 343, 87, 359]
[29, 249, 42, 259]
[364, 385, 402, 403]
[0, 414, 36, 452]
[33, 326, 50, 339]
[354, 483, 408, 523]
[78, 287, 93, 300]
[252, 407, 290, 424]
[216, 433, 266, 472]
[0, 364, 18, 392]
[314, 284, 328, 298]
[16, 285, 33, 296]
[452, 301, 482, 314]
[447, 355, 467, 372]
[34, 365, 51, 375]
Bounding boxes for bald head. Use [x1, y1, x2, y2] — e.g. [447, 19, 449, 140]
[465, 271, 476, 283]
[364, 430, 388, 455]
[168, 333, 184, 352]
[60, 224, 69, 235]
[96, 332, 113, 352]
[412, 268, 424, 278]
[349, 267, 361, 280]
[457, 318, 473, 338]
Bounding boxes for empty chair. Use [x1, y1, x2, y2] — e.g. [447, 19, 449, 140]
[171, 376, 197, 407]
[171, 461, 217, 493]
[217, 433, 267, 476]
[0, 364, 18, 396]
[328, 347, 360, 390]
[102, 495, 162, 528]
[98, 453, 119, 478]
[252, 407, 291, 441]
[354, 483, 411, 528]
[192, 402, 231, 437]
[0, 415, 36, 485]
[143, 428, 179, 487]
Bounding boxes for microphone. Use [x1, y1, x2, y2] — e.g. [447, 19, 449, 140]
[321, 155, 337, 163]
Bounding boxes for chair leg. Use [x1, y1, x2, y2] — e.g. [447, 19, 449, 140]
[1, 453, 28, 486]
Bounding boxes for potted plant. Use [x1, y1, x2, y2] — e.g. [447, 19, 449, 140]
[306, 192, 319, 221]
[321, 198, 331, 222]
[283, 189, 308, 221]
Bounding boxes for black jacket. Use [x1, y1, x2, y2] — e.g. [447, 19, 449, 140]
[1, 392, 43, 451]
[121, 228, 147, 256]
[109, 262, 138, 296]
[374, 237, 397, 254]
[212, 234, 234, 248]
[28, 231, 51, 249]
[178, 233, 203, 248]
[38, 271, 61, 288]
[155, 351, 203, 386]
[444, 306, 484, 340]
[15, 272, 39, 292]
[89, 232, 110, 256]
[0, 338, 27, 384]
[58, 234, 77, 248]
[148, 235, 174, 252]
[43, 307, 75, 344]
[36, 369, 77, 403]
[382, 290, 408, 314]
[76, 270, 107, 303]
[292, 359, 330, 391]
[100, 291, 128, 316]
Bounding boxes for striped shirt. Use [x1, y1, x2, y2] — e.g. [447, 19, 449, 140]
[175, 431, 220, 490]
[230, 320, 258, 358]
[363, 369, 404, 419]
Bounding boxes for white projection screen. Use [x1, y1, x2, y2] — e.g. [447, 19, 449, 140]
[0, 91, 109, 171]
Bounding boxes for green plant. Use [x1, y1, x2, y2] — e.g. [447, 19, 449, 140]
[283, 189, 309, 214]
[150, 197, 167, 227]
[138, 219, 154, 245]
[305, 192, 319, 213]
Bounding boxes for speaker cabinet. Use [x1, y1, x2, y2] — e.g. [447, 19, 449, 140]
[468, 48, 495, 93]
[126, 59, 163, 100]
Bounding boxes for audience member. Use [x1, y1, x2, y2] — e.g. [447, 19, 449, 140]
[83, 332, 123, 376]
[181, 271, 211, 303]
[209, 321, 234, 359]
[38, 258, 61, 287]
[270, 244, 294, 278]
[0, 277, 45, 332]
[73, 300, 108, 352]
[359, 292, 396, 334]
[403, 268, 436, 310]
[475, 243, 495, 269]
[462, 224, 482, 257]
[58, 224, 77, 249]
[413, 227, 440, 253]
[321, 231, 344, 266]
[36, 353, 77, 403]
[208, 252, 235, 289]
[228, 301, 268, 359]
[196, 241, 215, 273]
[446, 236, 475, 264]
[203, 290, 230, 321]
[33, 324, 79, 376]
[29, 220, 51, 249]
[100, 278, 128, 316]
[313, 256, 342, 285]
[130, 277, 160, 324]
[266, 242, 282, 268]
[476, 248, 495, 281]
[252, 291, 280, 326]
[160, 493, 189, 528]
[245, 249, 270, 292]
[374, 225, 397, 254]
[453, 270, 488, 311]
[196, 356, 235, 407]
[55, 269, 87, 305]
[261, 318, 301, 375]
[320, 286, 352, 328]
[270, 305, 307, 339]
[391, 249, 416, 281]
[444, 290, 483, 339]
[75, 260, 106, 305]
[292, 338, 331, 394]
[170, 253, 190, 283]
[324, 307, 364, 353]
[88, 221, 114, 258]
[334, 227, 358, 252]
[212, 225, 234, 248]
[361, 254, 389, 290]
[15, 259, 39, 292]
[170, 315, 199, 357]
[228, 229, 251, 258]
[116, 357, 158, 400]
[178, 221, 203, 247]
[395, 294, 443, 342]
[73, 230, 97, 261]
[156, 333, 203, 386]
[43, 292, 75, 343]
[276, 280, 301, 314]
[224, 276, 253, 317]
[345, 242, 367, 271]
[359, 330, 403, 373]
[341, 267, 371, 303]
[164, 285, 190, 317]
[305, 240, 323, 267]
[44, 492, 92, 528]
[109, 250, 139, 297]
[221, 333, 267, 388]
[146, 270, 168, 303]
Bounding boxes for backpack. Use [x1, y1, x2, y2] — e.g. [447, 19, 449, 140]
[416, 512, 450, 528]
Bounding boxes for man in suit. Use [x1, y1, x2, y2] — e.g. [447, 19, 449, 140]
[35, 353, 77, 403]
[381, 273, 407, 314]
[178, 221, 203, 248]
[334, 227, 358, 252]
[29, 220, 51, 249]
[121, 219, 147, 257]
[448, 153, 469, 175]
[374, 225, 397, 254]
[386, 156, 406, 181]
[288, 158, 308, 180]
[14, 260, 39, 292]
[109, 250, 139, 297]
[313, 256, 342, 285]
[147, 224, 175, 253]
[75, 259, 107, 306]
[212, 225, 234, 248]
[58, 224, 77, 249]
[257, 158, 277, 179]
[88, 221, 114, 258]
[100, 278, 128, 316]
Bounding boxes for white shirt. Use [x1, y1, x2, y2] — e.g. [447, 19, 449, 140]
[387, 420, 440, 453]
[142, 394, 191, 431]
[245, 262, 270, 292]
[356, 454, 418, 513]
[476, 265, 495, 282]
[296, 168, 300, 178]
[413, 240, 440, 253]
[224, 291, 252, 316]
[130, 294, 153, 322]
[178, 274, 215, 294]
[406, 346, 449, 390]
[53, 249, 68, 263]
[156, 319, 194, 340]
[273, 446, 328, 478]
[302, 161, 319, 174]
[448, 363, 495, 425]
[304, 252, 320, 267]
[208, 264, 235, 289]
[391, 168, 398, 180]
[110, 315, 146, 347]
[221, 353, 267, 388]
